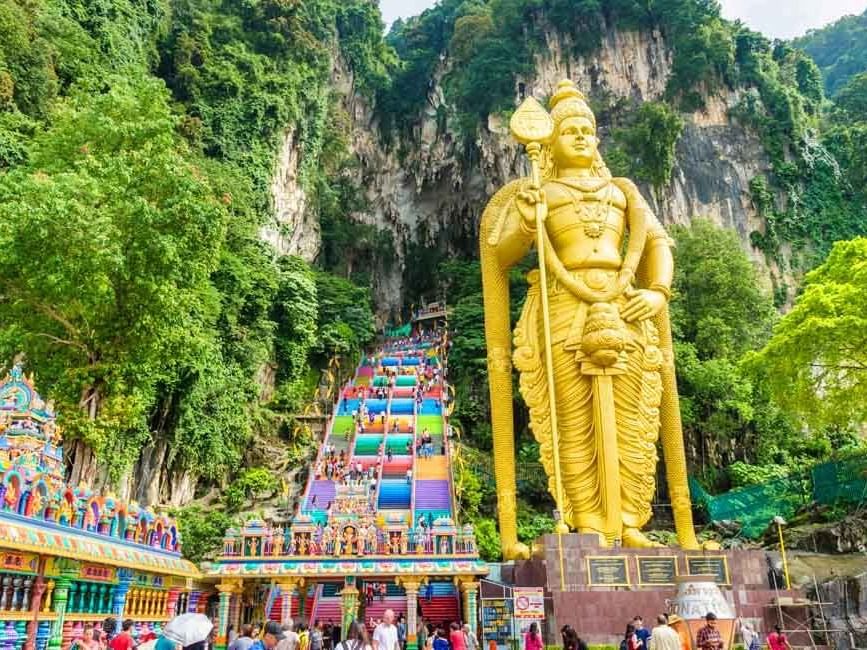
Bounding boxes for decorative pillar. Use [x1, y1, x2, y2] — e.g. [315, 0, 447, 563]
[113, 570, 134, 617]
[228, 591, 241, 634]
[165, 589, 180, 620]
[47, 561, 79, 650]
[277, 580, 301, 625]
[216, 581, 240, 650]
[24, 577, 47, 650]
[458, 581, 480, 636]
[396, 578, 424, 650]
[338, 578, 358, 637]
[186, 591, 199, 614]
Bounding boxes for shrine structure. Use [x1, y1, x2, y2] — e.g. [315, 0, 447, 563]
[204, 332, 487, 650]
[0, 365, 207, 650]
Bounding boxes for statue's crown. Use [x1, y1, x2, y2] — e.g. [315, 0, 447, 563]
[549, 79, 595, 127]
[549, 80, 587, 108]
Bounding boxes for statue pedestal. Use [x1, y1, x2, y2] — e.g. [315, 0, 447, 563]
[495, 534, 809, 646]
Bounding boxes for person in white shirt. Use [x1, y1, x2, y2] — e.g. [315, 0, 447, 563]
[276, 620, 300, 650]
[373, 610, 399, 650]
[649, 614, 682, 650]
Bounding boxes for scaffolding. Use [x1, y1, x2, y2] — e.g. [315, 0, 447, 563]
[766, 569, 851, 650]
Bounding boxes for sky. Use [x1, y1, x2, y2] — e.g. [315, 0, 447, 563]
[378, 0, 867, 40]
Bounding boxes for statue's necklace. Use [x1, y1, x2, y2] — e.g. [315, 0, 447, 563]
[569, 182, 613, 239]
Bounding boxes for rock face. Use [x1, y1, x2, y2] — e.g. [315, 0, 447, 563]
[266, 127, 320, 262]
[269, 22, 776, 311]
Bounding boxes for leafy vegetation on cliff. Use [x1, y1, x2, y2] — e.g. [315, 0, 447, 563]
[793, 8, 867, 96]
[0, 0, 385, 497]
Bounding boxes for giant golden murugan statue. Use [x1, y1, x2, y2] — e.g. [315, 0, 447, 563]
[481, 80, 706, 559]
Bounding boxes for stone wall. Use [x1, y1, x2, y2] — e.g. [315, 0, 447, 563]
[506, 534, 813, 647]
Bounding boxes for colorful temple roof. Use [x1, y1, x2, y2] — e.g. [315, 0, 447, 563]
[0, 365, 199, 577]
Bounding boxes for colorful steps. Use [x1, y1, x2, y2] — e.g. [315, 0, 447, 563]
[363, 596, 407, 627]
[416, 456, 447, 480]
[378, 480, 411, 509]
[306, 480, 336, 510]
[418, 582, 460, 626]
[414, 480, 450, 510]
[416, 415, 443, 435]
[385, 434, 413, 454]
[382, 458, 413, 477]
[353, 435, 383, 455]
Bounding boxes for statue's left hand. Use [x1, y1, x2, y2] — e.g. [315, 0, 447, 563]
[621, 289, 667, 322]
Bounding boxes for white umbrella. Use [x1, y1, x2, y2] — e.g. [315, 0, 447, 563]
[162, 613, 214, 647]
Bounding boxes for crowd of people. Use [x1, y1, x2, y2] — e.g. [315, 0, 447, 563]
[599, 612, 794, 650]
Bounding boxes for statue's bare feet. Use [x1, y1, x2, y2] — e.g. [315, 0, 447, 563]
[503, 542, 531, 560]
[622, 528, 664, 548]
[701, 540, 721, 550]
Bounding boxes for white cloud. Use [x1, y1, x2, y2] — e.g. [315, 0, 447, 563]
[378, 0, 866, 39]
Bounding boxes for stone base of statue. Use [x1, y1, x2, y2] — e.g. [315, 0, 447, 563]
[491, 533, 812, 647]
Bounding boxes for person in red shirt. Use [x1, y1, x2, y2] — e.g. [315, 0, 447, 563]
[767, 626, 793, 650]
[448, 623, 465, 650]
[109, 620, 136, 650]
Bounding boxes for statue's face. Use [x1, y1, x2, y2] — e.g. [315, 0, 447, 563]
[551, 115, 597, 168]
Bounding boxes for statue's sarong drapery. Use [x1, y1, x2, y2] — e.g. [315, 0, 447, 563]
[514, 270, 662, 536]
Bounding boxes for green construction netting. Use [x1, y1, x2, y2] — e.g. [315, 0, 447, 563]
[385, 324, 412, 337]
[812, 455, 867, 505]
[690, 452, 867, 539]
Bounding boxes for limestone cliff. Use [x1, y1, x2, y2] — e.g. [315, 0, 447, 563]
[269, 22, 778, 310]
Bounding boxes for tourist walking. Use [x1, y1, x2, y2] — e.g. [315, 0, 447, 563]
[397, 616, 407, 650]
[739, 621, 759, 650]
[621, 624, 640, 650]
[298, 624, 310, 650]
[462, 625, 478, 650]
[524, 623, 543, 650]
[560, 625, 586, 650]
[373, 610, 399, 650]
[649, 615, 680, 650]
[311, 621, 324, 650]
[416, 621, 428, 650]
[229, 625, 256, 650]
[431, 629, 448, 650]
[336, 621, 372, 650]
[633, 617, 650, 650]
[767, 626, 793, 650]
[109, 620, 136, 650]
[696, 614, 723, 650]
[448, 623, 465, 650]
[275, 621, 299, 650]
[253, 622, 286, 650]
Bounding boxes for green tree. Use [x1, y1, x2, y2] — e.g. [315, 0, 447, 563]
[671, 219, 776, 359]
[750, 237, 867, 431]
[0, 75, 228, 482]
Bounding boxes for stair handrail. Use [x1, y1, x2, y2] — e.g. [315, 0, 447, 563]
[370, 366, 391, 521]
[300, 352, 362, 509]
[410, 384, 419, 529]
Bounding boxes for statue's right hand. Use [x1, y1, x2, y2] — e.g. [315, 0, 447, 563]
[516, 189, 546, 231]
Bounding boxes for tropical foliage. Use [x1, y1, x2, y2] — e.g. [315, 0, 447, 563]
[0, 0, 380, 496]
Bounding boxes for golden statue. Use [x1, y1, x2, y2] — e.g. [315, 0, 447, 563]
[481, 80, 706, 558]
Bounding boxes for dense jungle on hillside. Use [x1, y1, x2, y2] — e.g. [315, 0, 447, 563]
[1, 0, 866, 561]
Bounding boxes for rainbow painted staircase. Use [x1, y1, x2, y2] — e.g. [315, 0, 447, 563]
[215, 331, 486, 631]
[419, 582, 461, 626]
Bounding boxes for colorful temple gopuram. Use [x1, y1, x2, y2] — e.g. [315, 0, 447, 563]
[0, 365, 205, 650]
[204, 330, 487, 650]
